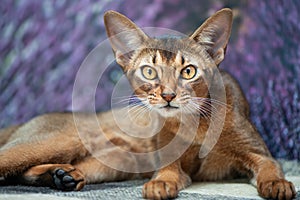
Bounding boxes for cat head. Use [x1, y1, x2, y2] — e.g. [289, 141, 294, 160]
[104, 9, 232, 118]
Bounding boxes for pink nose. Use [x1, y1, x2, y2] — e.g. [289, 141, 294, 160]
[161, 93, 176, 102]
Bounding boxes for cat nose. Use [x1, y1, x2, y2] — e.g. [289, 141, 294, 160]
[161, 92, 176, 102]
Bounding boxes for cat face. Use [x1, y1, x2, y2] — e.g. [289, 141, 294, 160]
[104, 9, 232, 117]
[124, 38, 215, 117]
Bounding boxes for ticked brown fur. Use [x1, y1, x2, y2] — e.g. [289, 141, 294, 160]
[0, 9, 296, 200]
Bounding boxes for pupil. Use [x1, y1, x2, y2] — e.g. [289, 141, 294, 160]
[186, 68, 191, 75]
[148, 69, 152, 75]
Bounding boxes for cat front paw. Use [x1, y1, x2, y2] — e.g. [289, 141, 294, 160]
[143, 180, 179, 200]
[258, 179, 296, 200]
[53, 167, 85, 191]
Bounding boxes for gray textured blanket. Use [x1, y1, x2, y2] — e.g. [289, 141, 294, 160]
[0, 160, 299, 200]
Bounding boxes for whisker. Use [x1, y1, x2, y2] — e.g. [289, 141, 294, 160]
[202, 101, 226, 117]
[112, 96, 147, 107]
[112, 95, 137, 99]
[181, 105, 200, 125]
[134, 106, 150, 120]
[117, 100, 147, 116]
[128, 104, 151, 121]
[189, 100, 225, 124]
[191, 97, 227, 115]
[191, 97, 230, 108]
[191, 103, 210, 120]
[126, 103, 145, 114]
[200, 101, 226, 119]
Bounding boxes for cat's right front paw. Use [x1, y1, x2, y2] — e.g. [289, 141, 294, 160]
[142, 180, 179, 200]
[258, 179, 296, 200]
[52, 166, 85, 191]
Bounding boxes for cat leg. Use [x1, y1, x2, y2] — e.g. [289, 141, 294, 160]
[142, 161, 191, 200]
[0, 134, 88, 178]
[74, 156, 145, 184]
[244, 153, 296, 200]
[0, 113, 91, 178]
[6, 164, 85, 191]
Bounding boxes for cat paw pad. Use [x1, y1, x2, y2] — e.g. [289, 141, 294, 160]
[53, 168, 85, 191]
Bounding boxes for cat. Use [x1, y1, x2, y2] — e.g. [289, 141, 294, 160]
[0, 8, 296, 200]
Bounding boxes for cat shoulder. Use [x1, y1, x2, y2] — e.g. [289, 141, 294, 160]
[220, 70, 250, 117]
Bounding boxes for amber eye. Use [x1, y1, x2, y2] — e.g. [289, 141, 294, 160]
[141, 66, 157, 80]
[181, 65, 197, 80]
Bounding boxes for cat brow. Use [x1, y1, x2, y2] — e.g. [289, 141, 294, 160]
[160, 50, 176, 62]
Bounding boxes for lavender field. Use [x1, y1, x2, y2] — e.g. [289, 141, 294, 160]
[0, 0, 299, 160]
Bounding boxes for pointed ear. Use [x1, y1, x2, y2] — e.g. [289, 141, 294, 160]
[190, 8, 233, 65]
[104, 10, 148, 70]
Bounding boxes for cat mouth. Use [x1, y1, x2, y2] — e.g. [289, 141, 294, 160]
[160, 103, 179, 109]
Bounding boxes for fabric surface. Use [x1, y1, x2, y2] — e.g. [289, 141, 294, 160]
[0, 160, 299, 200]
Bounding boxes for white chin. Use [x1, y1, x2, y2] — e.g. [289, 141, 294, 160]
[157, 108, 180, 118]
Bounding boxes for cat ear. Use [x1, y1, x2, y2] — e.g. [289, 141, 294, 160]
[190, 8, 233, 65]
[104, 10, 148, 70]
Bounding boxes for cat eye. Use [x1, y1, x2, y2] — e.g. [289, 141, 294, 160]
[181, 65, 197, 80]
[141, 66, 158, 80]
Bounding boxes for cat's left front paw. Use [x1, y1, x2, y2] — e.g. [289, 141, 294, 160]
[142, 180, 179, 200]
[258, 179, 296, 200]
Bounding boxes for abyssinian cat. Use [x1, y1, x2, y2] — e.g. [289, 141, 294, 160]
[0, 8, 296, 200]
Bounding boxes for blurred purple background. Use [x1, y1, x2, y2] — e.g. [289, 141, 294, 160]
[0, 0, 299, 160]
